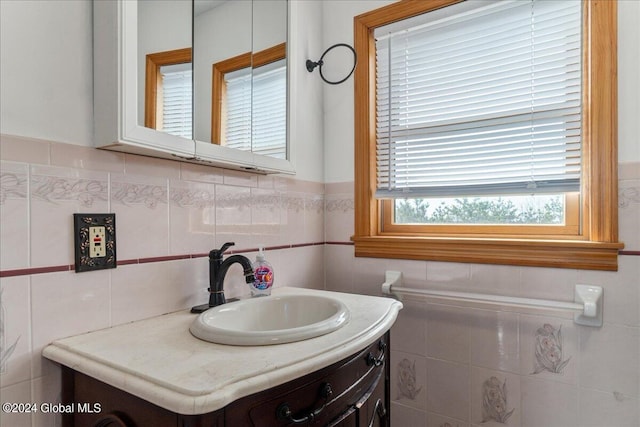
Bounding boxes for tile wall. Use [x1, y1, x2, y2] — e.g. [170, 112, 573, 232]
[325, 163, 640, 427]
[0, 134, 325, 426]
[2, 132, 639, 427]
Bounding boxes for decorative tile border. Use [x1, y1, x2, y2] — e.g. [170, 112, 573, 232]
[0, 242, 325, 278]
[0, 171, 28, 204]
[111, 181, 167, 209]
[619, 186, 640, 209]
[31, 175, 108, 207]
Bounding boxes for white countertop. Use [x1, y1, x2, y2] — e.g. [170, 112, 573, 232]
[42, 287, 403, 415]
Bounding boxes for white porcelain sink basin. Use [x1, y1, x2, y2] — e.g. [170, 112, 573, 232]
[189, 294, 350, 346]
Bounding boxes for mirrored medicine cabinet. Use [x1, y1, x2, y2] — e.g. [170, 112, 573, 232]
[93, 0, 293, 174]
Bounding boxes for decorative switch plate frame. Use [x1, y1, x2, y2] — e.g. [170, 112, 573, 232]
[73, 213, 117, 272]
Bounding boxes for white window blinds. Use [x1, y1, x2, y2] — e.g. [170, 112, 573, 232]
[224, 68, 253, 152]
[224, 60, 287, 158]
[252, 60, 287, 159]
[374, 0, 582, 198]
[160, 63, 192, 139]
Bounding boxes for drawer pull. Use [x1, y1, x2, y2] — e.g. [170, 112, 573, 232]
[366, 340, 387, 367]
[276, 382, 333, 424]
[367, 399, 387, 427]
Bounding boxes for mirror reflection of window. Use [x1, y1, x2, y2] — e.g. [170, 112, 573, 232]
[213, 43, 287, 159]
[144, 48, 192, 139]
[138, 0, 192, 136]
[160, 63, 192, 139]
[251, 59, 287, 159]
[223, 67, 252, 152]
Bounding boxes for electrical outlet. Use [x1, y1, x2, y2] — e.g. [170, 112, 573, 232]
[89, 226, 106, 258]
[74, 213, 116, 272]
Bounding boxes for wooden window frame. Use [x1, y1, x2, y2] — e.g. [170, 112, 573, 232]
[144, 48, 192, 130]
[353, 0, 623, 271]
[211, 43, 287, 144]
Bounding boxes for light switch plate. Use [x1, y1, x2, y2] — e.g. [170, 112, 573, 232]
[73, 213, 116, 272]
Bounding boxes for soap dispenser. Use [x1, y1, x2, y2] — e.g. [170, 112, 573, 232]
[251, 246, 273, 297]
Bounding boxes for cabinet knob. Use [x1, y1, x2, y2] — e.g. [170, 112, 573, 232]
[366, 340, 387, 367]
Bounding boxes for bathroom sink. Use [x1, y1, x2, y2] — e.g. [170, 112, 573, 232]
[189, 294, 350, 346]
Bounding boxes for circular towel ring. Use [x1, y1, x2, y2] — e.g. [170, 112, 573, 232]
[306, 43, 357, 85]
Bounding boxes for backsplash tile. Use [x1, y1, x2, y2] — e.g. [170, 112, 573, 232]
[169, 179, 216, 256]
[426, 304, 470, 364]
[0, 277, 29, 387]
[470, 367, 520, 426]
[0, 137, 328, 413]
[579, 322, 640, 398]
[520, 316, 577, 385]
[470, 310, 520, 374]
[426, 358, 470, 421]
[520, 377, 578, 427]
[111, 173, 169, 260]
[577, 388, 640, 427]
[1, 132, 639, 427]
[30, 270, 111, 378]
[0, 161, 29, 270]
[30, 165, 109, 268]
[391, 349, 427, 411]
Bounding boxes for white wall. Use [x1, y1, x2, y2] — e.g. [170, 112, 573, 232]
[618, 0, 640, 162]
[0, 0, 325, 183]
[0, 0, 93, 146]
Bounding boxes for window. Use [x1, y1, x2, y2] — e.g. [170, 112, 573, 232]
[212, 43, 287, 158]
[144, 48, 193, 139]
[353, 0, 622, 270]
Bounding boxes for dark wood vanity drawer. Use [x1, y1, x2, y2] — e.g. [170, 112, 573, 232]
[60, 332, 390, 427]
[226, 334, 389, 426]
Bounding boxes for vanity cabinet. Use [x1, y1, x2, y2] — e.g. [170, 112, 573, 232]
[60, 333, 389, 427]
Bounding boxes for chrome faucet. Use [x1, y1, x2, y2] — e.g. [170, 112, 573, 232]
[191, 242, 255, 313]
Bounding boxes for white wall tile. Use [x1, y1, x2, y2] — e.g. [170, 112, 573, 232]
[0, 379, 32, 427]
[470, 367, 521, 427]
[323, 244, 355, 294]
[579, 323, 640, 398]
[470, 310, 520, 374]
[30, 165, 109, 267]
[426, 304, 470, 364]
[110, 261, 197, 326]
[215, 185, 252, 251]
[519, 315, 577, 385]
[578, 388, 640, 427]
[31, 370, 62, 427]
[618, 178, 640, 251]
[426, 358, 470, 422]
[392, 301, 428, 356]
[427, 412, 469, 427]
[0, 276, 31, 388]
[391, 350, 427, 411]
[392, 403, 427, 426]
[251, 187, 283, 248]
[520, 377, 578, 427]
[30, 270, 110, 378]
[110, 173, 169, 260]
[169, 179, 216, 256]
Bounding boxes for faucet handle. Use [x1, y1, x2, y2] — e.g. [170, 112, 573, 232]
[210, 242, 235, 259]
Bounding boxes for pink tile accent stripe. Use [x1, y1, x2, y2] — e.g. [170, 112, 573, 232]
[0, 242, 326, 278]
[1, 243, 635, 278]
